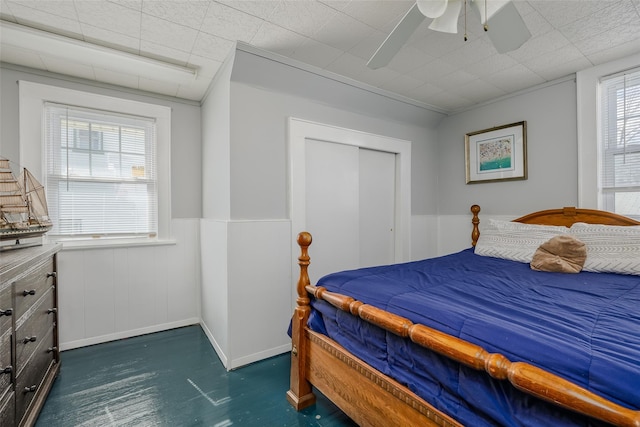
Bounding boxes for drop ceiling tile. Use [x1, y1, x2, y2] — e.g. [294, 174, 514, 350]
[219, 0, 281, 21]
[380, 73, 424, 93]
[506, 29, 571, 62]
[339, 0, 413, 32]
[191, 32, 236, 61]
[313, 11, 376, 52]
[5, 1, 82, 38]
[250, 21, 307, 57]
[407, 60, 458, 82]
[481, 63, 545, 94]
[441, 38, 496, 70]
[447, 78, 506, 104]
[141, 14, 198, 53]
[74, 0, 141, 38]
[108, 0, 141, 11]
[323, 52, 368, 80]
[424, 90, 473, 111]
[527, 0, 610, 28]
[463, 53, 519, 78]
[290, 38, 343, 69]
[269, 0, 337, 39]
[346, 28, 387, 61]
[6, 0, 78, 20]
[574, 20, 640, 57]
[430, 69, 477, 90]
[81, 24, 140, 54]
[523, 44, 591, 80]
[357, 66, 402, 87]
[200, 2, 264, 43]
[386, 45, 435, 74]
[519, 7, 554, 37]
[559, 0, 639, 44]
[410, 31, 469, 59]
[587, 38, 640, 65]
[141, 0, 208, 30]
[0, 0, 16, 19]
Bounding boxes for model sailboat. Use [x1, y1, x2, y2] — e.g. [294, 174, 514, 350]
[0, 157, 52, 242]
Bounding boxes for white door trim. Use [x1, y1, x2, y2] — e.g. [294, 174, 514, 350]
[288, 117, 411, 294]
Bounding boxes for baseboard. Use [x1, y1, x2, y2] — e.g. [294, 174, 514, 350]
[227, 343, 291, 370]
[59, 318, 200, 351]
[199, 320, 228, 368]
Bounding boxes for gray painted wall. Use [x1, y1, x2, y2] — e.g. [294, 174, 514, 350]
[436, 78, 578, 217]
[0, 64, 202, 219]
[228, 49, 445, 219]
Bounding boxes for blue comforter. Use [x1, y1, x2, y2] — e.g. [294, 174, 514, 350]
[308, 249, 640, 426]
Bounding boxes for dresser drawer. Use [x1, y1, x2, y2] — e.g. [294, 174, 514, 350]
[15, 325, 55, 424]
[12, 258, 55, 321]
[15, 288, 55, 378]
[0, 329, 12, 395]
[0, 389, 15, 427]
[0, 286, 12, 337]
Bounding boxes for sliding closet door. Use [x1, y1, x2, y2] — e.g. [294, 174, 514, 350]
[359, 147, 396, 268]
[305, 139, 396, 282]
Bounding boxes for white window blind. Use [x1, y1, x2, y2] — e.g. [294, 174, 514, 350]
[44, 103, 158, 239]
[600, 68, 640, 219]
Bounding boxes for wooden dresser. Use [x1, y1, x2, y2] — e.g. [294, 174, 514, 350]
[0, 244, 61, 427]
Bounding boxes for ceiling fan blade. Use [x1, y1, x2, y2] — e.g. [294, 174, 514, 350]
[367, 3, 426, 69]
[471, 0, 510, 23]
[482, 1, 531, 53]
[428, 0, 462, 34]
[416, 0, 448, 18]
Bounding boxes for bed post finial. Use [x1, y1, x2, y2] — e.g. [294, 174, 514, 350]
[287, 231, 316, 410]
[471, 205, 481, 246]
[296, 231, 312, 303]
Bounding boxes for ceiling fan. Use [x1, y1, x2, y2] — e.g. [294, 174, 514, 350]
[367, 0, 531, 69]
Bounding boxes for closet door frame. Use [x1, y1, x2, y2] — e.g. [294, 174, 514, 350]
[288, 117, 411, 301]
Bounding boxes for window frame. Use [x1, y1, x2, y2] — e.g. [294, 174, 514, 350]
[576, 53, 640, 212]
[19, 80, 172, 247]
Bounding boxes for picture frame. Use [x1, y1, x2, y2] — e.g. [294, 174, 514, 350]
[465, 121, 527, 184]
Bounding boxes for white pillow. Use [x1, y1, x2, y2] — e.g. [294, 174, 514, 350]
[569, 222, 640, 275]
[474, 219, 569, 263]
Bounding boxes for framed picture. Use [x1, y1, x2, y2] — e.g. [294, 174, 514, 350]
[465, 121, 527, 184]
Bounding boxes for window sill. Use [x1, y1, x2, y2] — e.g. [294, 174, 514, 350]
[49, 237, 177, 251]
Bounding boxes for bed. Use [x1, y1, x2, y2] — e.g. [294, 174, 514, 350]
[286, 205, 640, 427]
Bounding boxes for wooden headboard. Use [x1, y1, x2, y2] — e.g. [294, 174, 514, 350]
[471, 204, 640, 246]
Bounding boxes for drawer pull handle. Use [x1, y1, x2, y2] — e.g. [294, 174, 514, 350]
[47, 272, 57, 278]
[22, 289, 36, 296]
[1, 366, 11, 375]
[23, 336, 37, 344]
[0, 308, 12, 317]
[47, 346, 58, 353]
[47, 308, 57, 315]
[24, 385, 37, 393]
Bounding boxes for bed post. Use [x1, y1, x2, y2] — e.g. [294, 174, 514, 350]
[471, 204, 481, 246]
[286, 231, 317, 410]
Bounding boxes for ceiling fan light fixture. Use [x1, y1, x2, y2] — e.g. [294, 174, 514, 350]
[427, 0, 463, 34]
[416, 0, 449, 18]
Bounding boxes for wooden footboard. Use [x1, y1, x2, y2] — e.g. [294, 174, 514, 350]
[288, 206, 640, 427]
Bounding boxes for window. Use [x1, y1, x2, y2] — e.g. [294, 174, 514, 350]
[18, 81, 171, 245]
[600, 69, 640, 219]
[44, 104, 158, 238]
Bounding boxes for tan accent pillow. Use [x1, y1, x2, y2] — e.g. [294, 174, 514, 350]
[530, 235, 587, 274]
